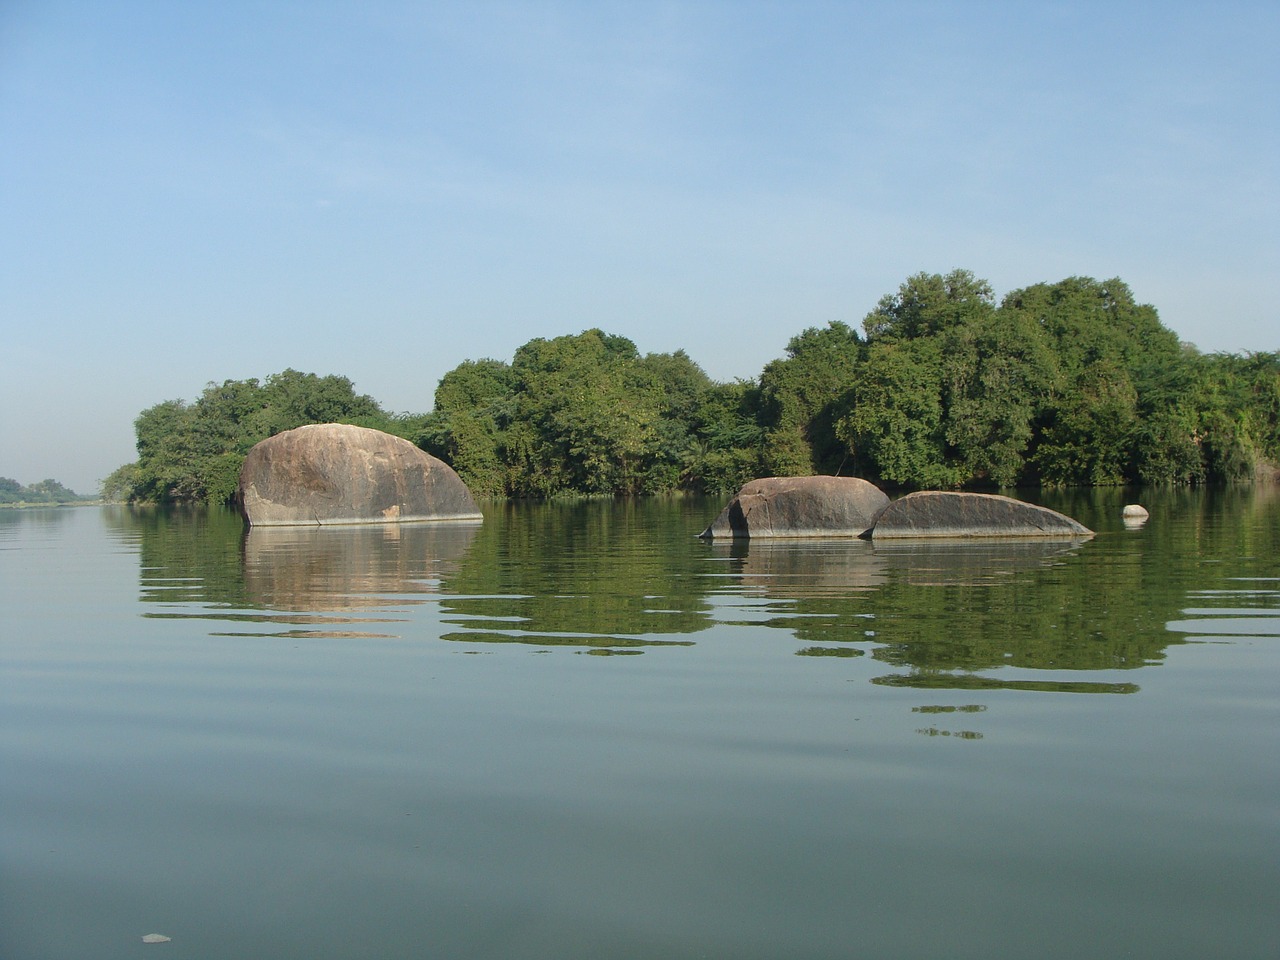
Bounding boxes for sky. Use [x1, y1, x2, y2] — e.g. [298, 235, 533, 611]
[2, 1, 1277, 494]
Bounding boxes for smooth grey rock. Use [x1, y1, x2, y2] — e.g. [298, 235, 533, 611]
[1122, 504, 1149, 518]
[699, 476, 889, 539]
[869, 491, 1091, 539]
[237, 423, 482, 527]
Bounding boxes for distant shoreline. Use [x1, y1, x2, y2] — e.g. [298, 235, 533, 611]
[0, 500, 103, 509]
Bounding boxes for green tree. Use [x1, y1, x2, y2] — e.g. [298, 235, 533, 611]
[837, 337, 960, 488]
[0, 477, 23, 503]
[1032, 361, 1139, 485]
[863, 269, 996, 343]
[101, 463, 140, 502]
[1000, 276, 1181, 378]
[681, 380, 766, 494]
[26, 479, 81, 502]
[757, 321, 863, 475]
[426, 330, 760, 499]
[421, 359, 518, 500]
[940, 310, 1055, 486]
[507, 330, 654, 496]
[119, 370, 395, 504]
[1002, 276, 1188, 485]
[0, 478, 85, 504]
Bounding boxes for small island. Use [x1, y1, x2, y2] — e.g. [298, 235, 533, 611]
[98, 271, 1279, 507]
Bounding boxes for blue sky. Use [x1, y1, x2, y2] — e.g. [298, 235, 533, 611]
[2, 1, 1276, 494]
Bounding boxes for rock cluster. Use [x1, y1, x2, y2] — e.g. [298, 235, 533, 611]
[237, 423, 482, 527]
[701, 478, 1092, 540]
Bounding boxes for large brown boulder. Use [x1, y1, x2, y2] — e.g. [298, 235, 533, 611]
[869, 491, 1091, 539]
[237, 423, 482, 527]
[699, 476, 889, 539]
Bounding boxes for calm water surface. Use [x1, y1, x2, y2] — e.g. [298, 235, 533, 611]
[1, 490, 1277, 959]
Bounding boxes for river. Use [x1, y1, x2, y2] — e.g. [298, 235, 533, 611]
[1, 488, 1276, 959]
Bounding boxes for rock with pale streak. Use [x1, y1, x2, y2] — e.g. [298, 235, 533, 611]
[869, 491, 1092, 539]
[237, 423, 482, 527]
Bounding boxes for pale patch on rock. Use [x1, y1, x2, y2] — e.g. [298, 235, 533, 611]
[869, 491, 1092, 539]
[237, 423, 482, 527]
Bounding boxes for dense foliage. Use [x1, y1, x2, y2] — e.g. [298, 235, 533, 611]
[0, 477, 88, 505]
[109, 272, 1280, 504]
[106, 369, 424, 504]
[418, 329, 764, 499]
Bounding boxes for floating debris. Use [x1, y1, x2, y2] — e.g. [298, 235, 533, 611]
[141, 934, 172, 944]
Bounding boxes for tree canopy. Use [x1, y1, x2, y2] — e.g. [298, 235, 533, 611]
[418, 329, 759, 499]
[110, 370, 417, 504]
[108, 273, 1280, 504]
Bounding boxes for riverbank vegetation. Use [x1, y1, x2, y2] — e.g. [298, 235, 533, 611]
[100, 369, 426, 504]
[0, 477, 92, 506]
[106, 271, 1280, 504]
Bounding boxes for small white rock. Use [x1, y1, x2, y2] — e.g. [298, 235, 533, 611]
[1122, 504, 1149, 518]
[142, 934, 172, 944]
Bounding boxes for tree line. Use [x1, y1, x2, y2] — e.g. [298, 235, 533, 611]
[102, 369, 426, 504]
[0, 477, 89, 505]
[106, 271, 1280, 504]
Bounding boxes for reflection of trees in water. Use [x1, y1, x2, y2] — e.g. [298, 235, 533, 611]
[438, 497, 718, 647]
[105, 504, 251, 608]
[105, 488, 1278, 676]
[717, 536, 1153, 689]
[115, 497, 718, 649]
[711, 485, 1280, 690]
[0, 506, 79, 532]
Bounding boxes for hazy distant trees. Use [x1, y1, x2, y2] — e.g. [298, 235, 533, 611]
[110, 272, 1280, 504]
[0, 477, 85, 504]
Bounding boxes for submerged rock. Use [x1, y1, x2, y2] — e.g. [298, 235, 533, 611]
[237, 423, 482, 527]
[141, 934, 172, 944]
[699, 476, 889, 539]
[869, 491, 1091, 539]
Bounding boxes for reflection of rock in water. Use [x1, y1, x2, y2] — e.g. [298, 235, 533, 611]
[707, 537, 1089, 596]
[707, 538, 888, 597]
[873, 673, 1138, 695]
[871, 537, 1090, 586]
[242, 521, 480, 611]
